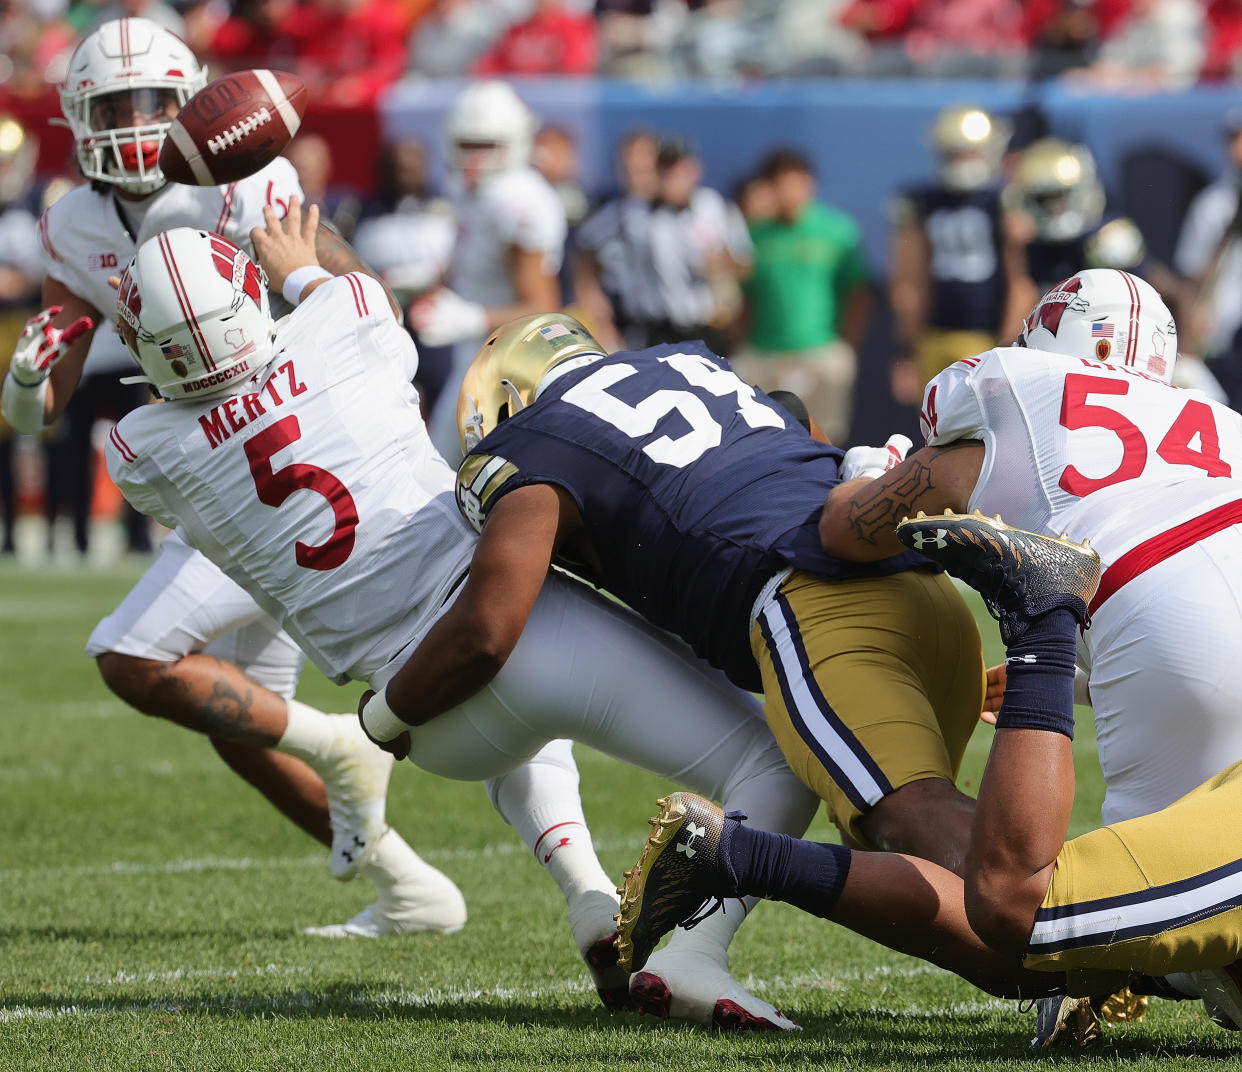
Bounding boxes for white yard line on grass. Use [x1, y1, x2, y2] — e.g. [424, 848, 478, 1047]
[0, 970, 1005, 1024]
[0, 837, 644, 881]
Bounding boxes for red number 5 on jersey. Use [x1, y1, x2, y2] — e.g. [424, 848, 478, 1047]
[1058, 372, 1231, 496]
[244, 414, 359, 570]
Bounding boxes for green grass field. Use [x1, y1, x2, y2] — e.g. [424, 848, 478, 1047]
[1, 561, 1237, 1071]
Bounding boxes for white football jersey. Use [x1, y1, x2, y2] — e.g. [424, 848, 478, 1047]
[38, 157, 304, 322]
[105, 273, 476, 685]
[450, 166, 565, 308]
[921, 346, 1242, 564]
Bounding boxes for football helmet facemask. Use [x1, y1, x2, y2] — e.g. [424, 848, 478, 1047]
[1018, 268, 1177, 383]
[117, 227, 276, 400]
[1006, 139, 1105, 243]
[58, 18, 206, 196]
[931, 104, 1009, 192]
[445, 80, 535, 192]
[458, 313, 606, 453]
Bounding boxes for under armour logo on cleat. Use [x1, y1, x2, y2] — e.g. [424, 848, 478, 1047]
[677, 822, 707, 857]
[911, 529, 949, 551]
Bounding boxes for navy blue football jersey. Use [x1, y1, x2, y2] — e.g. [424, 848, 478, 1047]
[896, 184, 1006, 333]
[1026, 216, 1154, 296]
[456, 341, 931, 691]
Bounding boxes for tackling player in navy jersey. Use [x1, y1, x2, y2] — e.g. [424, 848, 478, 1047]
[361, 314, 991, 880]
[357, 313, 1075, 1003]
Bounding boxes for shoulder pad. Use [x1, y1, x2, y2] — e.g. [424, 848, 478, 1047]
[456, 452, 519, 532]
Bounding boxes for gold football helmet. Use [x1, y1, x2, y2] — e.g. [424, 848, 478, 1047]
[1005, 138, 1105, 243]
[458, 313, 606, 452]
[931, 104, 1009, 192]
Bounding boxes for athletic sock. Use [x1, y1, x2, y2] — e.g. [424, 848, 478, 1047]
[995, 606, 1079, 739]
[721, 820, 851, 920]
[275, 699, 341, 764]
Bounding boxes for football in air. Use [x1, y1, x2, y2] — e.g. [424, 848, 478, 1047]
[159, 69, 307, 186]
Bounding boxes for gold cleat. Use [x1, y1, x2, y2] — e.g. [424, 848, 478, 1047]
[1096, 986, 1148, 1024]
[895, 511, 1101, 643]
[614, 792, 728, 974]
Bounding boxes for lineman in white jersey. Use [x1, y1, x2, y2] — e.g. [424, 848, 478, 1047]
[819, 268, 1242, 1030]
[411, 81, 566, 461]
[0, 17, 465, 936]
[105, 204, 819, 1030]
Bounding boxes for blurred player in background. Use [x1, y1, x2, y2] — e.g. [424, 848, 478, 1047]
[0, 17, 465, 937]
[350, 136, 457, 412]
[106, 208, 821, 1030]
[411, 80, 566, 461]
[1005, 137, 1218, 397]
[889, 105, 1023, 393]
[0, 116, 44, 554]
[572, 129, 662, 353]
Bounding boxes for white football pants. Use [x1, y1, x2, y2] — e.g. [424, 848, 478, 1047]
[1083, 524, 1242, 825]
[86, 530, 305, 698]
[378, 570, 821, 840]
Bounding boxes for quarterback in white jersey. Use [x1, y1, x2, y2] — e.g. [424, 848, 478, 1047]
[105, 207, 820, 1030]
[411, 81, 566, 459]
[821, 268, 1242, 828]
[0, 17, 468, 939]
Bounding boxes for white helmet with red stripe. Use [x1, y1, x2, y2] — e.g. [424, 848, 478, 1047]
[117, 228, 275, 400]
[1018, 268, 1177, 383]
[59, 18, 206, 195]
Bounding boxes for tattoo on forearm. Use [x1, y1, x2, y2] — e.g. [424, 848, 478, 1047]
[846, 458, 937, 546]
[314, 226, 369, 278]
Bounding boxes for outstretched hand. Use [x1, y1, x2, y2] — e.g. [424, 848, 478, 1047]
[9, 306, 94, 386]
[250, 194, 320, 294]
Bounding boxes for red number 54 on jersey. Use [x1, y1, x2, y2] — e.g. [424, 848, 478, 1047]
[1059, 372, 1232, 497]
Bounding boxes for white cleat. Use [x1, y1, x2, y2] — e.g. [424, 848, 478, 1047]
[1178, 964, 1242, 1031]
[629, 947, 800, 1031]
[302, 862, 467, 938]
[567, 886, 631, 1011]
[320, 715, 394, 881]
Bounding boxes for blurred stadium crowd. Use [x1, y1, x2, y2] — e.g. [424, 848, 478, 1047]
[4, 0, 1242, 91]
[3, 1, 1242, 560]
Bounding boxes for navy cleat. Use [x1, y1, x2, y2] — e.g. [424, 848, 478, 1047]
[895, 510, 1101, 643]
[1031, 994, 1103, 1051]
[615, 793, 730, 974]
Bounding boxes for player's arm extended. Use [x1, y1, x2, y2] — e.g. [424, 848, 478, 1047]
[819, 440, 984, 561]
[313, 217, 402, 321]
[0, 277, 100, 431]
[363, 482, 579, 746]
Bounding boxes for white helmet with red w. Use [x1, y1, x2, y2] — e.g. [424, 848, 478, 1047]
[59, 18, 206, 195]
[117, 228, 275, 400]
[1018, 268, 1177, 383]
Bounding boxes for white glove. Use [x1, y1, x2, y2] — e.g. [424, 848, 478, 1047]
[840, 434, 913, 481]
[9, 306, 94, 386]
[409, 286, 488, 347]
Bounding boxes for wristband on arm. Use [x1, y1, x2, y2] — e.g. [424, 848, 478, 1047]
[282, 266, 333, 306]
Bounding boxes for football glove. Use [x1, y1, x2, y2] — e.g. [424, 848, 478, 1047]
[840, 434, 913, 481]
[9, 306, 94, 387]
[409, 286, 488, 347]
